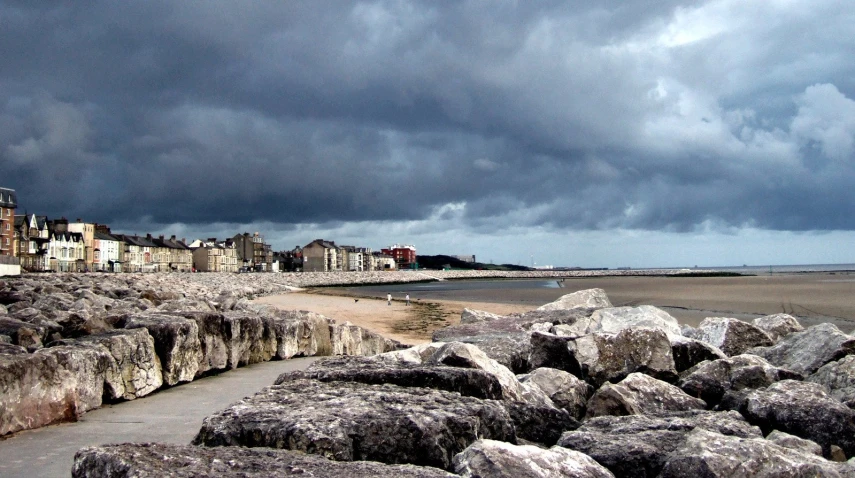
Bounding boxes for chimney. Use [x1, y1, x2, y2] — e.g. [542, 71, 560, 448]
[170, 235, 176, 241]
[159, 235, 164, 241]
[146, 233, 153, 240]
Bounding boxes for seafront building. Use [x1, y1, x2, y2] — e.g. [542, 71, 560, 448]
[0, 187, 17, 257]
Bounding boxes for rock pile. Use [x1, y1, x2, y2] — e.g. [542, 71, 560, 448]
[0, 274, 403, 436]
[71, 288, 855, 477]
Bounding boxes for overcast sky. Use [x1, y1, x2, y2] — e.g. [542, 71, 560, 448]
[2, 1, 854, 268]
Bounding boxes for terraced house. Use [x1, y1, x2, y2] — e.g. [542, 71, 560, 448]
[14, 214, 50, 271]
[0, 187, 16, 257]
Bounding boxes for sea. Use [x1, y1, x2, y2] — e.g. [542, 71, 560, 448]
[674, 263, 855, 274]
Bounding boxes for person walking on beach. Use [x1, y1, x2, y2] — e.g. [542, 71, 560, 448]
[387, 293, 392, 306]
[405, 294, 410, 306]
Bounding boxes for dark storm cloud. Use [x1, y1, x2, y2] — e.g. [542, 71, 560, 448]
[2, 0, 855, 236]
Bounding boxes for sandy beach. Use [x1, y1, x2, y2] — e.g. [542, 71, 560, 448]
[255, 272, 855, 345]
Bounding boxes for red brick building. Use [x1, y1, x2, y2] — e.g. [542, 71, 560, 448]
[0, 187, 17, 257]
[381, 243, 416, 269]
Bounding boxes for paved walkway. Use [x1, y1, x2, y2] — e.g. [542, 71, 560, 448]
[0, 357, 317, 478]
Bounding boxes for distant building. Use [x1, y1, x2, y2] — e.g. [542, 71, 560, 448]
[452, 255, 476, 263]
[381, 244, 416, 269]
[0, 187, 17, 257]
[68, 220, 96, 270]
[93, 231, 123, 272]
[14, 214, 49, 271]
[302, 239, 340, 272]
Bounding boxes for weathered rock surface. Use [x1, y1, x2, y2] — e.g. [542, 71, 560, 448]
[222, 312, 278, 366]
[529, 331, 579, 374]
[330, 320, 399, 356]
[678, 354, 803, 407]
[557, 411, 761, 478]
[571, 327, 678, 387]
[659, 428, 855, 477]
[669, 334, 727, 372]
[460, 308, 505, 324]
[115, 313, 202, 386]
[557, 305, 682, 338]
[766, 430, 823, 457]
[0, 316, 44, 351]
[518, 367, 593, 420]
[749, 322, 855, 375]
[275, 355, 505, 400]
[73, 443, 457, 478]
[272, 310, 333, 358]
[693, 317, 774, 356]
[719, 379, 855, 458]
[586, 372, 707, 418]
[752, 313, 804, 343]
[193, 379, 516, 470]
[426, 342, 527, 402]
[808, 355, 855, 407]
[452, 439, 614, 478]
[536, 288, 613, 311]
[64, 328, 163, 400]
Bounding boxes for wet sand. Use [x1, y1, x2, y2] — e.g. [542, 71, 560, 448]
[256, 272, 855, 344]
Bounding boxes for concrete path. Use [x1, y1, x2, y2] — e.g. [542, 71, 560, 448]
[0, 357, 317, 478]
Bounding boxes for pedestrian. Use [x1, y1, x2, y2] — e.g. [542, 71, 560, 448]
[387, 293, 392, 306]
[405, 294, 410, 306]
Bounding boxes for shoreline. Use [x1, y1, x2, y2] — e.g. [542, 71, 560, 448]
[256, 272, 855, 343]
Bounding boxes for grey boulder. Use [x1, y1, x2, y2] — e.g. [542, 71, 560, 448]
[536, 288, 612, 311]
[719, 379, 855, 459]
[669, 335, 727, 373]
[453, 439, 614, 478]
[72, 443, 456, 478]
[518, 367, 593, 420]
[557, 410, 760, 478]
[752, 313, 804, 343]
[678, 354, 802, 407]
[750, 322, 855, 375]
[808, 354, 855, 408]
[275, 355, 504, 400]
[116, 313, 203, 386]
[571, 327, 678, 387]
[693, 317, 774, 357]
[193, 379, 516, 470]
[659, 428, 855, 477]
[272, 310, 333, 358]
[460, 308, 505, 324]
[586, 372, 706, 418]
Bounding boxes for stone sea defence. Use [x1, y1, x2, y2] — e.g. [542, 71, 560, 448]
[0, 273, 410, 437]
[66, 283, 855, 477]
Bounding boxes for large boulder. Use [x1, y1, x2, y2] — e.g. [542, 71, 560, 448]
[272, 310, 333, 358]
[669, 335, 727, 373]
[275, 355, 505, 400]
[693, 317, 774, 357]
[1, 348, 79, 435]
[73, 443, 457, 478]
[459, 308, 504, 324]
[659, 428, 855, 477]
[557, 305, 681, 338]
[193, 379, 516, 471]
[808, 355, 855, 408]
[221, 312, 277, 367]
[452, 439, 614, 478]
[426, 342, 526, 402]
[0, 316, 44, 351]
[557, 411, 761, 478]
[719, 379, 855, 458]
[678, 354, 803, 407]
[752, 313, 804, 343]
[115, 313, 203, 386]
[766, 430, 823, 457]
[749, 323, 855, 375]
[68, 328, 163, 400]
[329, 321, 398, 356]
[518, 367, 593, 420]
[536, 288, 612, 311]
[570, 327, 677, 387]
[164, 311, 231, 375]
[529, 332, 580, 374]
[586, 373, 707, 418]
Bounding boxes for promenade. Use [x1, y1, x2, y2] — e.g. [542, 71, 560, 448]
[0, 357, 317, 478]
